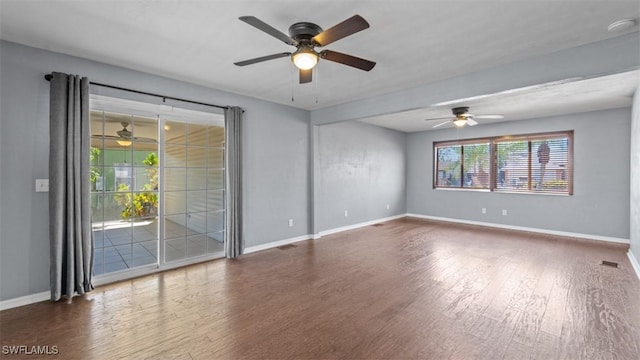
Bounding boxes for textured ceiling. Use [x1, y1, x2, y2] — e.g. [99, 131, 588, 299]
[358, 70, 640, 132]
[1, 0, 639, 113]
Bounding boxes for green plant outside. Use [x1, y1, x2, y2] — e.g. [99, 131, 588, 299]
[90, 147, 101, 187]
[113, 152, 159, 220]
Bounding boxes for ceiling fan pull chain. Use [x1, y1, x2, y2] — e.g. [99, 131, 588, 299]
[291, 65, 295, 102]
[315, 64, 319, 104]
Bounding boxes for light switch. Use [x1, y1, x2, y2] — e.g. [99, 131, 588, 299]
[35, 179, 49, 192]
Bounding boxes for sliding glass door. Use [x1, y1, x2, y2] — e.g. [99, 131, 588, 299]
[162, 119, 225, 263]
[90, 96, 225, 278]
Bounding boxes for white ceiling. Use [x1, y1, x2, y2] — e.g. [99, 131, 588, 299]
[1, 0, 639, 126]
[358, 70, 640, 132]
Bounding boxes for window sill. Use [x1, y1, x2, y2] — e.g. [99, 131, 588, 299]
[493, 190, 571, 196]
[433, 187, 490, 193]
[433, 187, 571, 196]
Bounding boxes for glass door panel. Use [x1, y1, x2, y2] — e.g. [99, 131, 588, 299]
[90, 110, 159, 276]
[162, 119, 225, 263]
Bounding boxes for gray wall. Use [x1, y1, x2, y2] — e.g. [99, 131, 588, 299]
[0, 40, 310, 301]
[631, 88, 640, 256]
[406, 108, 631, 239]
[315, 121, 406, 232]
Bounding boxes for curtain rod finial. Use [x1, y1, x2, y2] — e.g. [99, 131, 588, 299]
[44, 74, 52, 81]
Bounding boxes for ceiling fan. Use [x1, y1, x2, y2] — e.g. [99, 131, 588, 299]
[426, 107, 504, 128]
[234, 15, 376, 84]
[93, 121, 157, 146]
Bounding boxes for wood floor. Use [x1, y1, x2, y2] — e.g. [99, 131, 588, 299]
[1, 218, 639, 359]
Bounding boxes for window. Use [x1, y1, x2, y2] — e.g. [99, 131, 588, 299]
[435, 141, 490, 189]
[433, 131, 573, 195]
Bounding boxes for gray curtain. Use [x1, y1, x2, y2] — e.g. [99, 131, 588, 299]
[49, 72, 94, 301]
[224, 106, 244, 258]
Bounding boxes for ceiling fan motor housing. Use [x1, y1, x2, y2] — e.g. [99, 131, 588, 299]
[288, 22, 323, 43]
[452, 107, 470, 117]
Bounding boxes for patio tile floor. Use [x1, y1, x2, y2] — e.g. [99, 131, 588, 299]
[93, 219, 224, 276]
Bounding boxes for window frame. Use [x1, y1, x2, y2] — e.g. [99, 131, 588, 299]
[433, 130, 574, 195]
[433, 139, 492, 191]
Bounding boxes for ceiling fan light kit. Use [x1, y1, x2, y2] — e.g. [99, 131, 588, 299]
[235, 15, 376, 84]
[291, 47, 318, 70]
[453, 118, 468, 127]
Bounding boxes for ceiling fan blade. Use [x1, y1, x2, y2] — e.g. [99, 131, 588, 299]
[423, 116, 454, 121]
[475, 114, 505, 119]
[133, 137, 158, 143]
[320, 50, 375, 71]
[93, 135, 157, 144]
[234, 52, 291, 66]
[239, 16, 296, 45]
[312, 15, 370, 47]
[93, 135, 118, 139]
[467, 118, 479, 126]
[433, 120, 451, 128]
[300, 69, 312, 84]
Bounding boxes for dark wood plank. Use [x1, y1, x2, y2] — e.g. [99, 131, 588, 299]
[512, 263, 556, 347]
[597, 260, 640, 359]
[503, 337, 533, 360]
[0, 218, 638, 359]
[530, 330, 560, 360]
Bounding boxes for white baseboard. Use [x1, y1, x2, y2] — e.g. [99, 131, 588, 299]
[245, 214, 407, 251]
[407, 213, 630, 244]
[317, 214, 407, 238]
[628, 250, 640, 281]
[244, 234, 312, 254]
[0, 291, 49, 311]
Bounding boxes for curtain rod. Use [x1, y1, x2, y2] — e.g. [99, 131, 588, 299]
[44, 74, 229, 110]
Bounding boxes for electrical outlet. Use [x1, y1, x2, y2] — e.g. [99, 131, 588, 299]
[344, 210, 348, 217]
[288, 219, 293, 227]
[482, 208, 486, 214]
[502, 209, 508, 216]
[35, 179, 49, 192]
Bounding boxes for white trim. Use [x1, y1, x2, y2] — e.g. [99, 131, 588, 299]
[318, 214, 407, 237]
[628, 250, 640, 281]
[92, 264, 158, 287]
[0, 291, 49, 311]
[159, 252, 225, 271]
[244, 235, 313, 254]
[406, 214, 630, 244]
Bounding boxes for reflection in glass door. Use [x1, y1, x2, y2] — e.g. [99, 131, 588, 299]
[90, 111, 159, 275]
[163, 118, 225, 263]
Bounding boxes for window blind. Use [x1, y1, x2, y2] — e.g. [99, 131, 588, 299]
[433, 131, 573, 195]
